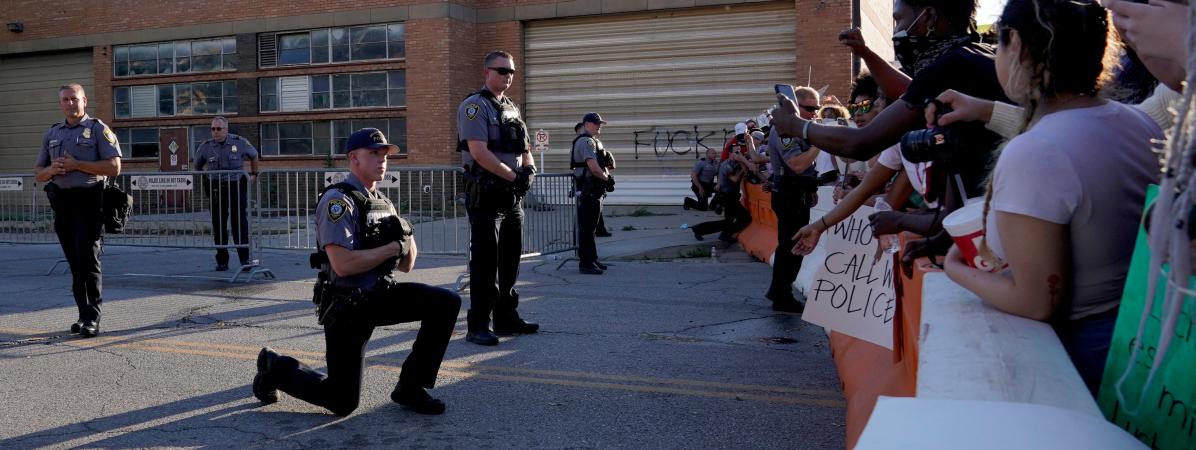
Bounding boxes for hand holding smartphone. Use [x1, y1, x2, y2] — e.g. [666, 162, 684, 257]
[774, 84, 798, 104]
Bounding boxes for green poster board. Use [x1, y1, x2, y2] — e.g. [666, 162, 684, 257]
[1098, 185, 1196, 449]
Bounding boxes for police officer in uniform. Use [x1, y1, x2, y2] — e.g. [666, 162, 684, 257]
[192, 116, 259, 271]
[34, 83, 122, 337]
[252, 128, 461, 416]
[765, 86, 822, 313]
[691, 157, 750, 242]
[683, 148, 719, 211]
[571, 113, 612, 275]
[456, 50, 539, 346]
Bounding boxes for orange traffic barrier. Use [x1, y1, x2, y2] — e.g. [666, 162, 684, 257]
[736, 188, 940, 449]
[736, 181, 779, 262]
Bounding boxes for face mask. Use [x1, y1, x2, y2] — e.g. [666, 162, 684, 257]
[892, 8, 930, 70]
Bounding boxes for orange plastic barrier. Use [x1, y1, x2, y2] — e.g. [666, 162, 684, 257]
[737, 183, 948, 448]
[736, 181, 779, 262]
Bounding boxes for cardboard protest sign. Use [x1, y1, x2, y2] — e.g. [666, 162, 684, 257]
[802, 205, 896, 349]
[1098, 186, 1196, 450]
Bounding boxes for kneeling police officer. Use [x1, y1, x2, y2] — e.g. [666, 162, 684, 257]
[252, 128, 462, 416]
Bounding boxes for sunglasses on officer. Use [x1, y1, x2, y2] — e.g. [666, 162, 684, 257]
[798, 104, 820, 113]
[488, 67, 516, 75]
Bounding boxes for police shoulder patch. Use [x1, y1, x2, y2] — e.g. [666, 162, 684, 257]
[781, 137, 794, 149]
[465, 103, 481, 120]
[328, 198, 350, 223]
[103, 126, 117, 145]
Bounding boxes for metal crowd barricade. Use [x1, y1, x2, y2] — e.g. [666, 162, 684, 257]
[107, 170, 274, 281]
[253, 167, 468, 255]
[0, 166, 578, 284]
[521, 173, 576, 256]
[0, 174, 56, 245]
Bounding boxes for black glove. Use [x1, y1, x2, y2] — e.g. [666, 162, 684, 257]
[512, 165, 536, 196]
[604, 174, 616, 192]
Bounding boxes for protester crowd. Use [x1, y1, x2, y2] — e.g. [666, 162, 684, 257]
[682, 0, 1193, 399]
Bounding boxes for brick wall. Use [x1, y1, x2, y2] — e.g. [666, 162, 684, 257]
[7, 0, 858, 173]
[794, 0, 855, 101]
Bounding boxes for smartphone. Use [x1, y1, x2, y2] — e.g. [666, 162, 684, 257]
[774, 84, 798, 104]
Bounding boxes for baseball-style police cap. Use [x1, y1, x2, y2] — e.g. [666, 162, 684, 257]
[582, 112, 607, 124]
[345, 128, 399, 154]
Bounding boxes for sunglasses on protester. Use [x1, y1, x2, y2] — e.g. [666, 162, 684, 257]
[488, 67, 516, 75]
[848, 100, 874, 115]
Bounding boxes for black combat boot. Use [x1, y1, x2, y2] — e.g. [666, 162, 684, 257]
[252, 347, 280, 404]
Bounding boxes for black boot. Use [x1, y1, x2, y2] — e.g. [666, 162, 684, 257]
[253, 347, 280, 404]
[391, 384, 446, 415]
[494, 315, 539, 335]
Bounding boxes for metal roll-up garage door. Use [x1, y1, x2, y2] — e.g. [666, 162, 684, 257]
[0, 50, 95, 172]
[524, 2, 796, 189]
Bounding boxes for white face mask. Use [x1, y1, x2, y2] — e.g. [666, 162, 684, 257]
[892, 7, 928, 40]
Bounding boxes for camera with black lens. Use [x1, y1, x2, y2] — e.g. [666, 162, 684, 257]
[900, 126, 961, 165]
[900, 102, 960, 165]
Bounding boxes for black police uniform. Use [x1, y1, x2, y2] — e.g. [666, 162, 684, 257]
[456, 87, 538, 343]
[192, 134, 258, 269]
[254, 171, 461, 416]
[765, 131, 819, 309]
[35, 114, 121, 336]
[571, 131, 607, 272]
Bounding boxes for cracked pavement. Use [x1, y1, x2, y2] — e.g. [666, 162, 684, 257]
[0, 213, 845, 449]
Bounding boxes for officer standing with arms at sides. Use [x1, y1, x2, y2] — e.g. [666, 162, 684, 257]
[192, 116, 259, 271]
[34, 83, 122, 337]
[594, 129, 615, 238]
[456, 50, 539, 346]
[572, 112, 612, 274]
[765, 86, 822, 313]
[252, 128, 461, 416]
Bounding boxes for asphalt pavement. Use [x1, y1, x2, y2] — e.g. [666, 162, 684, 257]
[0, 206, 845, 449]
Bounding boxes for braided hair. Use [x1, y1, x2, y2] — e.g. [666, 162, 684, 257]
[977, 0, 1114, 266]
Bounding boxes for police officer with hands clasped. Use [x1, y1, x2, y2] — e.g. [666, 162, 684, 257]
[252, 128, 462, 416]
[35, 83, 122, 338]
[192, 116, 259, 271]
[456, 50, 539, 346]
[571, 112, 613, 275]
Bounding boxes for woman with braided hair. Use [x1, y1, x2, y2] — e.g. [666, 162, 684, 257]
[939, 0, 1164, 395]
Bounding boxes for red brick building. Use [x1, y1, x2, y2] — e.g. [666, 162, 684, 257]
[0, 0, 890, 177]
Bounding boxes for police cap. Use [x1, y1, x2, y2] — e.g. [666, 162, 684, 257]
[345, 128, 399, 154]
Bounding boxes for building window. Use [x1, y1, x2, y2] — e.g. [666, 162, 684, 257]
[259, 70, 404, 113]
[114, 37, 236, 77]
[114, 128, 161, 159]
[278, 32, 311, 65]
[259, 23, 404, 68]
[114, 87, 131, 118]
[113, 80, 236, 119]
[260, 118, 406, 156]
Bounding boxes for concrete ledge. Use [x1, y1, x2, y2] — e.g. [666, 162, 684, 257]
[917, 273, 1101, 417]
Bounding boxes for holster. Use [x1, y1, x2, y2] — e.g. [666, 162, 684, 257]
[465, 166, 518, 211]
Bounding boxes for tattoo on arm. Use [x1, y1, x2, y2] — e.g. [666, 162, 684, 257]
[1047, 274, 1063, 308]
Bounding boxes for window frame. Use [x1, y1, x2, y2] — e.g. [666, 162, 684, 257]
[259, 118, 407, 157]
[258, 70, 405, 113]
[261, 22, 405, 69]
[113, 37, 237, 78]
[113, 80, 237, 119]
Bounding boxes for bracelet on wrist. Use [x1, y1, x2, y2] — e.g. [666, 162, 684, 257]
[820, 217, 830, 229]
